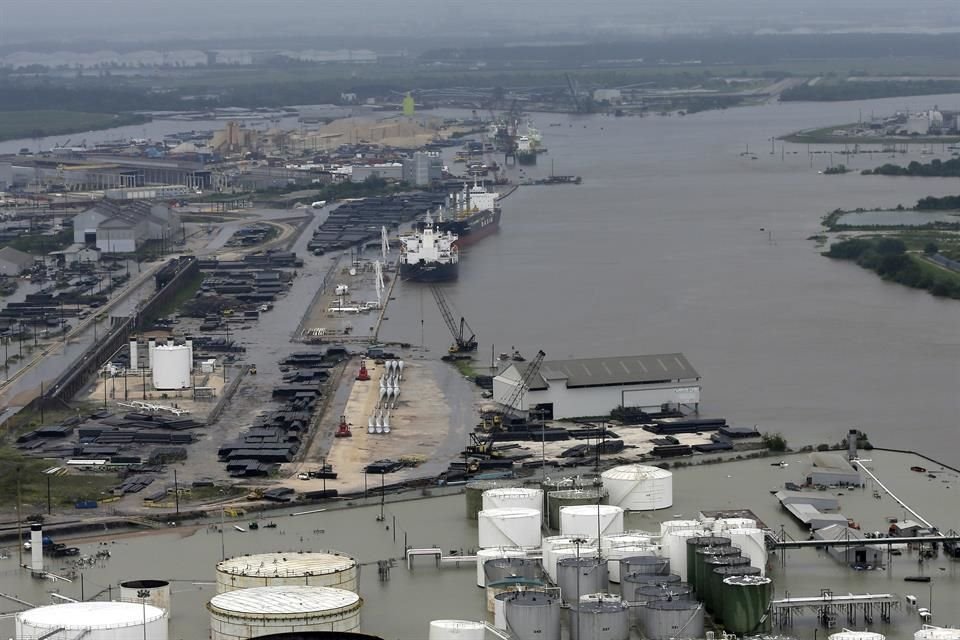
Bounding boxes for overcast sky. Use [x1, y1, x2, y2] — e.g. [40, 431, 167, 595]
[2, 0, 959, 47]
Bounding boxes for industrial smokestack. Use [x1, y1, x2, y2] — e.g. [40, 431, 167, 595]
[148, 339, 156, 369]
[130, 340, 138, 369]
[847, 429, 859, 460]
[30, 524, 43, 576]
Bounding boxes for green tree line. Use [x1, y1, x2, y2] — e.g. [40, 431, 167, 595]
[863, 158, 960, 178]
[825, 237, 960, 299]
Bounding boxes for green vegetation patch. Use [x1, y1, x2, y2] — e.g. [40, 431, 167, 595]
[4, 229, 74, 253]
[863, 157, 960, 178]
[824, 237, 960, 299]
[0, 110, 148, 142]
[0, 447, 117, 510]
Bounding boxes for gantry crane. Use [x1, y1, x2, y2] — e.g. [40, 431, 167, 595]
[430, 286, 478, 353]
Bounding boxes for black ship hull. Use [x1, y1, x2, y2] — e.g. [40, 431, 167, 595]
[400, 260, 459, 282]
[438, 208, 501, 247]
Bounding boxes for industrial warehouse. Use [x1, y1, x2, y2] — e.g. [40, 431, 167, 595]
[493, 354, 702, 419]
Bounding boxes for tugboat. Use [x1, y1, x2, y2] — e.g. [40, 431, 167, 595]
[400, 211, 459, 282]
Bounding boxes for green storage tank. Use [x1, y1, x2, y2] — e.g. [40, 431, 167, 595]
[693, 545, 739, 599]
[465, 480, 521, 519]
[546, 489, 607, 531]
[710, 565, 762, 622]
[701, 554, 748, 613]
[684, 536, 731, 585]
[721, 574, 773, 635]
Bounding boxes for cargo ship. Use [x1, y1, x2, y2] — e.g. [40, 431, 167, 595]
[437, 183, 501, 247]
[400, 212, 459, 282]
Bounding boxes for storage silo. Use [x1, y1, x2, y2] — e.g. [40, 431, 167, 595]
[721, 575, 773, 635]
[487, 577, 546, 613]
[915, 627, 960, 640]
[557, 557, 609, 605]
[483, 487, 543, 515]
[660, 520, 702, 537]
[662, 529, 705, 579]
[475, 547, 526, 587]
[208, 586, 362, 639]
[16, 601, 168, 640]
[428, 620, 486, 640]
[484, 557, 540, 585]
[503, 591, 561, 640]
[547, 488, 607, 530]
[635, 583, 695, 604]
[696, 547, 744, 602]
[560, 504, 624, 538]
[709, 564, 761, 620]
[120, 579, 171, 613]
[152, 344, 192, 390]
[684, 536, 731, 585]
[250, 634, 384, 639]
[549, 546, 598, 584]
[726, 527, 768, 575]
[216, 551, 359, 594]
[478, 508, 541, 549]
[621, 554, 670, 577]
[606, 544, 655, 583]
[570, 597, 630, 640]
[466, 479, 521, 519]
[642, 600, 704, 640]
[601, 464, 673, 511]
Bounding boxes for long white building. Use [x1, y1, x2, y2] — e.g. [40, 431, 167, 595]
[493, 353, 701, 419]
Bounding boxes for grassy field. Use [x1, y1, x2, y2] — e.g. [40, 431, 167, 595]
[0, 447, 118, 511]
[784, 123, 960, 145]
[0, 110, 147, 142]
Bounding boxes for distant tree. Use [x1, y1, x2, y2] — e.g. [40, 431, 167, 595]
[924, 242, 940, 255]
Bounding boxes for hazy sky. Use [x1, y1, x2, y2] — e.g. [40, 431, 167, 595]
[2, 0, 959, 47]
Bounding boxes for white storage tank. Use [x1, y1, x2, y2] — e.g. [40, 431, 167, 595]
[607, 545, 655, 583]
[659, 520, 701, 538]
[916, 627, 960, 640]
[151, 344, 191, 390]
[725, 527, 768, 576]
[662, 529, 706, 579]
[829, 632, 886, 640]
[560, 504, 624, 538]
[428, 619, 486, 640]
[483, 487, 544, 514]
[17, 601, 168, 640]
[601, 464, 673, 511]
[549, 546, 598, 583]
[208, 585, 362, 639]
[119, 579, 171, 614]
[216, 551, 359, 594]
[478, 508, 542, 549]
[475, 547, 526, 587]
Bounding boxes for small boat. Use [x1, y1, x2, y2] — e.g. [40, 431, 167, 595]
[248, 522, 259, 530]
[233, 525, 246, 533]
[911, 466, 927, 473]
[904, 576, 931, 583]
[263, 522, 278, 529]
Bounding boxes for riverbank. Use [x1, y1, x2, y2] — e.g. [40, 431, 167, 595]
[0, 110, 149, 143]
[784, 122, 960, 145]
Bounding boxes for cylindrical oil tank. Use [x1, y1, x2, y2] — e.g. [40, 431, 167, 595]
[249, 634, 384, 639]
[560, 504, 624, 538]
[722, 575, 774, 635]
[466, 479, 521, 519]
[829, 633, 886, 640]
[120, 579, 171, 613]
[216, 551, 359, 594]
[642, 600, 704, 640]
[503, 591, 561, 640]
[487, 577, 546, 613]
[484, 557, 540, 585]
[541, 536, 574, 581]
[151, 344, 192, 390]
[601, 532, 652, 552]
[557, 557, 609, 605]
[695, 547, 743, 600]
[684, 536, 732, 584]
[607, 545, 655, 583]
[726, 527, 768, 575]
[570, 598, 630, 640]
[483, 487, 544, 515]
[621, 573, 682, 604]
[709, 565, 761, 620]
[714, 517, 756, 532]
[663, 529, 705, 578]
[478, 508, 541, 549]
[916, 628, 960, 640]
[475, 547, 526, 587]
[621, 555, 670, 577]
[601, 464, 673, 511]
[494, 592, 512, 630]
[547, 488, 607, 530]
[208, 586, 362, 639]
[548, 546, 598, 583]
[428, 619, 486, 640]
[660, 520, 702, 537]
[635, 583, 695, 604]
[16, 602, 168, 640]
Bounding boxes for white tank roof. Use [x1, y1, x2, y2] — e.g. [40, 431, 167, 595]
[217, 551, 356, 577]
[18, 601, 165, 627]
[209, 585, 360, 615]
[602, 464, 672, 480]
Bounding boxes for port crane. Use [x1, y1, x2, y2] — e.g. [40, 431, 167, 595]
[430, 286, 478, 353]
[498, 349, 546, 416]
